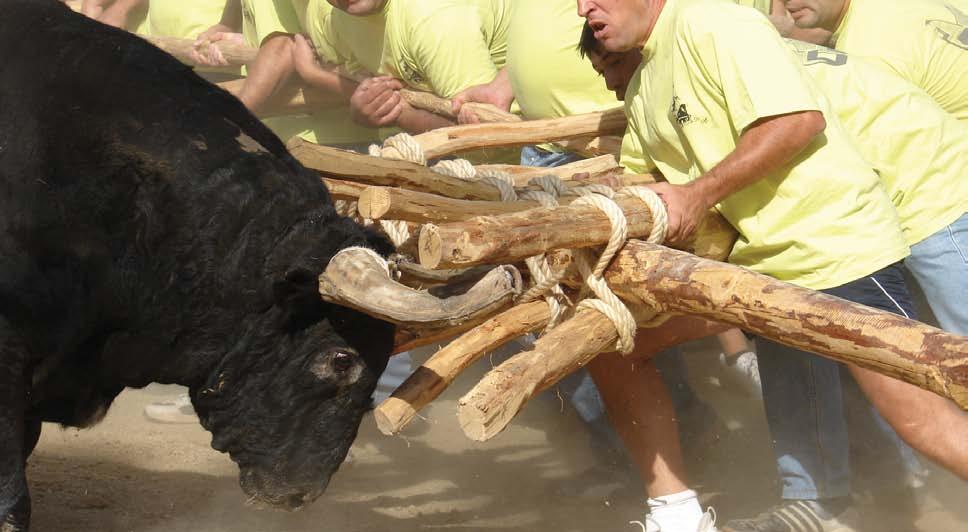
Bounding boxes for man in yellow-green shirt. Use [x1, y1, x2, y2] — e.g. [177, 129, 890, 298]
[579, 0, 968, 530]
[193, 0, 379, 147]
[779, 0, 968, 122]
[297, 0, 509, 134]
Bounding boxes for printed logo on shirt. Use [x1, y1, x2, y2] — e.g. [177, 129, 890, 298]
[927, 4, 968, 50]
[670, 96, 705, 126]
[400, 62, 424, 85]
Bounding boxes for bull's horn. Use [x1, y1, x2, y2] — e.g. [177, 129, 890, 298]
[318, 247, 522, 328]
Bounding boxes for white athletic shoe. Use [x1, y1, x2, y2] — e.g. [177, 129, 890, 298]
[144, 392, 198, 424]
[631, 509, 720, 532]
[718, 350, 762, 399]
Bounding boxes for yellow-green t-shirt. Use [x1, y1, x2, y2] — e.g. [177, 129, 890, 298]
[833, 0, 968, 122]
[310, 0, 509, 98]
[787, 40, 968, 247]
[625, 0, 908, 289]
[144, 0, 226, 39]
[620, 0, 769, 173]
[506, 0, 616, 120]
[734, 0, 771, 15]
[240, 0, 379, 146]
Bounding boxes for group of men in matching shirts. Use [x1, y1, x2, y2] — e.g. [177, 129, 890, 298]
[80, 0, 968, 531]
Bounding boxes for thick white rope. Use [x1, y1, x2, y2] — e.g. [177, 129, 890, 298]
[619, 186, 668, 244]
[570, 193, 637, 353]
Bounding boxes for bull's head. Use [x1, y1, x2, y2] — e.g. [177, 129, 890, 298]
[189, 225, 521, 511]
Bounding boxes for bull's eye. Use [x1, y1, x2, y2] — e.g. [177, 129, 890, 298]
[332, 351, 356, 373]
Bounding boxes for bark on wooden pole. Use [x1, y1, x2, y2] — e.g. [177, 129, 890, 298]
[406, 108, 628, 161]
[288, 139, 505, 200]
[602, 241, 968, 409]
[418, 200, 737, 268]
[476, 155, 621, 185]
[417, 196, 658, 269]
[457, 309, 627, 441]
[375, 301, 552, 435]
[145, 35, 257, 66]
[459, 240, 968, 441]
[358, 178, 653, 225]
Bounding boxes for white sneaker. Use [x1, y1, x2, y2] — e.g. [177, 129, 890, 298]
[698, 508, 720, 532]
[144, 392, 198, 424]
[718, 351, 762, 399]
[631, 509, 719, 531]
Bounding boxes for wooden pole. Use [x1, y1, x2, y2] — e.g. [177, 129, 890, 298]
[375, 301, 552, 435]
[401, 108, 628, 161]
[457, 309, 626, 441]
[288, 139, 505, 200]
[145, 35, 257, 66]
[458, 240, 968, 441]
[417, 196, 658, 269]
[476, 155, 621, 185]
[357, 177, 656, 225]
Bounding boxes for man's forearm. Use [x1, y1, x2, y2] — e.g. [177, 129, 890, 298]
[689, 110, 826, 209]
[299, 65, 358, 100]
[396, 105, 455, 134]
[240, 34, 295, 113]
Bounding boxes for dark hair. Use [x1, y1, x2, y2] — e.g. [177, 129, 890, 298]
[577, 20, 601, 59]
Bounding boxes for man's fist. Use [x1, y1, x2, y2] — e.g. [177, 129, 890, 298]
[349, 76, 405, 128]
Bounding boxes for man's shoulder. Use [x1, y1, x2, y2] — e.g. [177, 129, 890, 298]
[674, 0, 768, 37]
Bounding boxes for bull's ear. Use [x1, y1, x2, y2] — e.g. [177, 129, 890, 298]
[272, 268, 324, 328]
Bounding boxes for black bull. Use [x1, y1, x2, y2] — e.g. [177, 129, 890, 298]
[0, 0, 397, 529]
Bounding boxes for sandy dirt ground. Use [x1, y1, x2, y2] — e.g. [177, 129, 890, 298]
[26, 339, 968, 532]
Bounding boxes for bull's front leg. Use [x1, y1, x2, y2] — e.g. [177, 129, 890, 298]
[0, 316, 31, 532]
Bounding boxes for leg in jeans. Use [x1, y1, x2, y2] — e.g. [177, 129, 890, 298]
[756, 338, 851, 500]
[757, 263, 928, 501]
[904, 212, 968, 335]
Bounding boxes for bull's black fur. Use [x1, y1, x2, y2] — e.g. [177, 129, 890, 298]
[0, 1, 396, 529]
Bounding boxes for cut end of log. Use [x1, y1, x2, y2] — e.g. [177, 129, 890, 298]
[373, 396, 412, 436]
[358, 187, 391, 220]
[457, 382, 535, 442]
[418, 223, 443, 269]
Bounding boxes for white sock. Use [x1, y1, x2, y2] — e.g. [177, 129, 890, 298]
[647, 489, 703, 531]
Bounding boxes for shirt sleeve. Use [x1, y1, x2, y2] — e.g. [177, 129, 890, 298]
[406, 6, 499, 98]
[676, 3, 821, 134]
[243, 0, 302, 46]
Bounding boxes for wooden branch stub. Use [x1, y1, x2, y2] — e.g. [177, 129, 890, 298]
[318, 248, 522, 328]
[412, 108, 628, 161]
[457, 309, 623, 441]
[375, 301, 552, 435]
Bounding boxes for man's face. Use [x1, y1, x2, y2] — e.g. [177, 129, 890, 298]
[782, 0, 845, 30]
[589, 48, 643, 101]
[327, 0, 386, 16]
[578, 0, 653, 52]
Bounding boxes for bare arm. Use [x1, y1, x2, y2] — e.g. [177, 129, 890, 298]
[648, 110, 826, 245]
[239, 33, 295, 113]
[396, 103, 455, 134]
[291, 34, 358, 100]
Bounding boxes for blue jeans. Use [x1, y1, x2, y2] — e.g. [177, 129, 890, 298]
[905, 212, 968, 335]
[757, 263, 923, 500]
[520, 145, 583, 167]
